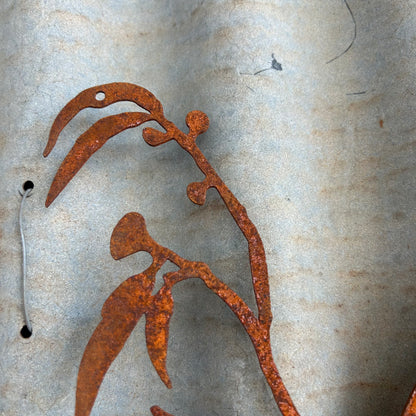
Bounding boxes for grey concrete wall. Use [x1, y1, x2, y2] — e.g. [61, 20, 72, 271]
[1, 1, 415, 415]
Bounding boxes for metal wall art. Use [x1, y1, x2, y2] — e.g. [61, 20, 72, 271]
[44, 83, 415, 416]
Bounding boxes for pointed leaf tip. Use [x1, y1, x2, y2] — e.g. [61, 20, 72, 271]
[145, 286, 174, 389]
[45, 112, 151, 207]
[76, 273, 153, 416]
[150, 406, 175, 416]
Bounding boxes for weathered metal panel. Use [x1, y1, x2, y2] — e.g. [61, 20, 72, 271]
[1, 1, 415, 415]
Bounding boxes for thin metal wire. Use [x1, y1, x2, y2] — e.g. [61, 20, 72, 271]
[326, 0, 357, 64]
[19, 186, 33, 333]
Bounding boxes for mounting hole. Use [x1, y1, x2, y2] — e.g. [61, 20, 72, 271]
[23, 180, 34, 191]
[95, 91, 105, 101]
[20, 325, 32, 339]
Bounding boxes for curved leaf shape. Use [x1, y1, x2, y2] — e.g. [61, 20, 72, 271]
[145, 285, 174, 389]
[45, 112, 152, 207]
[75, 270, 155, 416]
[44, 82, 164, 157]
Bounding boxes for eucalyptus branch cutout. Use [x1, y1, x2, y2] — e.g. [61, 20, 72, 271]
[44, 83, 414, 416]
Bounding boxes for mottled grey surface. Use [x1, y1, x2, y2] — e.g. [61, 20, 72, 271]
[1, 1, 415, 415]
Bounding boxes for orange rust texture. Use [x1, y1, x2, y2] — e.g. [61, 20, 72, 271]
[150, 406, 176, 416]
[45, 83, 296, 416]
[402, 385, 416, 416]
[44, 83, 414, 416]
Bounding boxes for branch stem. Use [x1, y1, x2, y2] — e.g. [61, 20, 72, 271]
[161, 256, 299, 416]
[161, 122, 272, 329]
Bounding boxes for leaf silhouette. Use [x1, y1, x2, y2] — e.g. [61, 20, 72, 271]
[46, 112, 152, 207]
[44, 82, 164, 157]
[75, 270, 155, 416]
[145, 285, 174, 389]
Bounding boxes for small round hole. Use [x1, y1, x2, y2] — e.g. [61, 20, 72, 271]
[23, 180, 34, 191]
[20, 325, 32, 339]
[95, 91, 105, 101]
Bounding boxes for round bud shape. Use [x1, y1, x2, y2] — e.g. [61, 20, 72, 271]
[186, 111, 209, 137]
[187, 181, 208, 205]
[110, 212, 158, 260]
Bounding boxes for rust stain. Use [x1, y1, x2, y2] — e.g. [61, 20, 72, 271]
[402, 285, 416, 296]
[393, 211, 406, 220]
[306, 381, 403, 400]
[318, 176, 378, 197]
[348, 270, 369, 278]
[379, 119, 384, 128]
[44, 83, 298, 416]
[347, 93, 382, 112]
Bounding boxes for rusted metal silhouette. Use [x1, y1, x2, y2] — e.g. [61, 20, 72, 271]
[44, 83, 414, 416]
[403, 385, 416, 416]
[44, 83, 298, 416]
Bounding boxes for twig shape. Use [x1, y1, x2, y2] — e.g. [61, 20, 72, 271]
[44, 83, 297, 415]
[44, 82, 414, 416]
